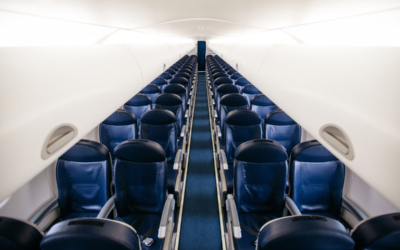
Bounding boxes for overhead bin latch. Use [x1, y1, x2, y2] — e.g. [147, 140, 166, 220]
[320, 124, 354, 160]
[41, 124, 77, 159]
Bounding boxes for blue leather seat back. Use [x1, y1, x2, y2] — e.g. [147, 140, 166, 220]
[40, 218, 140, 250]
[159, 72, 172, 81]
[170, 77, 190, 102]
[289, 140, 345, 218]
[351, 212, 400, 250]
[224, 110, 262, 163]
[164, 68, 175, 76]
[257, 216, 355, 250]
[178, 68, 192, 75]
[56, 140, 112, 220]
[124, 94, 152, 127]
[155, 93, 183, 135]
[231, 72, 243, 81]
[211, 68, 225, 75]
[213, 72, 229, 80]
[235, 77, 251, 93]
[139, 84, 161, 108]
[114, 140, 167, 216]
[0, 216, 43, 250]
[242, 84, 262, 107]
[214, 77, 233, 96]
[174, 72, 190, 80]
[264, 109, 301, 154]
[215, 84, 239, 112]
[219, 93, 248, 133]
[227, 69, 237, 76]
[169, 65, 179, 71]
[234, 139, 288, 216]
[151, 77, 168, 92]
[100, 109, 138, 161]
[140, 109, 177, 164]
[164, 84, 187, 112]
[250, 94, 278, 128]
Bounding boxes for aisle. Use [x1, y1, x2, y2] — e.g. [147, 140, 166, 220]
[178, 72, 222, 250]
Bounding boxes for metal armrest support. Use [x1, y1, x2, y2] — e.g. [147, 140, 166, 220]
[285, 195, 302, 216]
[173, 149, 183, 170]
[342, 196, 368, 221]
[29, 196, 59, 225]
[180, 125, 187, 138]
[226, 194, 242, 239]
[219, 149, 228, 170]
[190, 91, 193, 96]
[97, 196, 115, 219]
[213, 110, 218, 118]
[216, 125, 222, 139]
[219, 166, 227, 202]
[188, 99, 191, 105]
[159, 194, 175, 239]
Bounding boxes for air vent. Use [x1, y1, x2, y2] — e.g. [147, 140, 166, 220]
[320, 124, 354, 160]
[42, 124, 77, 159]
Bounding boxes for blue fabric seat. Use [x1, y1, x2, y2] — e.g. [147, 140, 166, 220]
[213, 77, 233, 97]
[56, 140, 112, 220]
[242, 84, 262, 107]
[232, 139, 288, 250]
[155, 93, 184, 135]
[41, 218, 141, 250]
[235, 77, 251, 93]
[213, 72, 229, 80]
[151, 77, 168, 92]
[159, 72, 172, 83]
[264, 109, 301, 155]
[351, 212, 400, 250]
[170, 77, 190, 104]
[0, 216, 43, 250]
[100, 109, 138, 161]
[164, 84, 187, 113]
[169, 65, 179, 71]
[215, 84, 239, 112]
[250, 94, 278, 132]
[218, 93, 248, 133]
[124, 94, 152, 129]
[140, 84, 161, 108]
[178, 68, 192, 75]
[174, 72, 190, 81]
[257, 215, 354, 250]
[289, 140, 345, 219]
[164, 68, 175, 76]
[231, 72, 243, 83]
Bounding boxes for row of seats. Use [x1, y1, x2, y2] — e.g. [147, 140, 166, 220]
[205, 55, 400, 250]
[0, 55, 198, 250]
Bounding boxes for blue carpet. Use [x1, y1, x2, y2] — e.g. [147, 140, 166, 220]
[178, 72, 222, 250]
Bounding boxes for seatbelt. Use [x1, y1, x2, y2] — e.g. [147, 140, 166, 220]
[140, 225, 159, 242]
[240, 223, 259, 246]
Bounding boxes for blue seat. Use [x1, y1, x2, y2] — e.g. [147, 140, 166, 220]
[227, 68, 237, 76]
[211, 67, 225, 75]
[164, 68, 175, 76]
[264, 109, 301, 154]
[226, 139, 288, 250]
[231, 72, 243, 83]
[178, 68, 192, 75]
[41, 218, 140, 250]
[250, 94, 278, 131]
[218, 110, 262, 194]
[169, 65, 179, 71]
[151, 77, 168, 92]
[155, 93, 184, 135]
[213, 72, 229, 80]
[351, 212, 400, 250]
[235, 77, 251, 93]
[215, 84, 239, 112]
[174, 72, 190, 81]
[170, 77, 190, 104]
[56, 140, 112, 220]
[140, 84, 161, 108]
[242, 84, 262, 107]
[0, 216, 43, 250]
[218, 93, 248, 134]
[124, 94, 152, 128]
[164, 84, 187, 113]
[257, 216, 354, 250]
[213, 77, 233, 97]
[289, 140, 345, 219]
[158, 72, 172, 85]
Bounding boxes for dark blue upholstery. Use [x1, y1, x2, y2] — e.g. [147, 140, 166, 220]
[227, 69, 237, 75]
[235, 77, 251, 93]
[215, 84, 239, 112]
[140, 84, 161, 108]
[178, 68, 192, 75]
[169, 66, 179, 71]
[211, 68, 225, 75]
[159, 72, 172, 81]
[264, 109, 301, 155]
[164, 84, 187, 112]
[170, 77, 189, 103]
[219, 93, 248, 133]
[174, 72, 190, 80]
[100, 109, 138, 161]
[213, 72, 229, 80]
[124, 94, 152, 128]
[214, 77, 233, 97]
[250, 94, 278, 129]
[351, 213, 400, 250]
[155, 93, 183, 135]
[289, 140, 345, 219]
[242, 84, 262, 107]
[57, 140, 112, 220]
[257, 216, 355, 250]
[164, 68, 175, 76]
[40, 218, 140, 250]
[0, 217, 43, 250]
[233, 139, 288, 249]
[151, 77, 168, 89]
[231, 72, 243, 81]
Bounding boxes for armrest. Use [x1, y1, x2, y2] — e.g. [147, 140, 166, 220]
[180, 125, 187, 138]
[342, 196, 368, 221]
[173, 149, 183, 170]
[97, 196, 115, 219]
[212, 99, 215, 105]
[213, 110, 218, 118]
[216, 125, 222, 139]
[29, 196, 59, 225]
[219, 167, 227, 201]
[285, 195, 301, 216]
[158, 194, 175, 239]
[185, 109, 190, 118]
[226, 194, 241, 239]
[188, 99, 191, 105]
[219, 150, 228, 170]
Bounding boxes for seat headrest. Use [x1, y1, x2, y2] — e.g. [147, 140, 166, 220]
[114, 139, 166, 163]
[220, 93, 248, 107]
[155, 93, 182, 106]
[351, 212, 400, 249]
[174, 72, 190, 79]
[164, 69, 175, 75]
[235, 139, 287, 163]
[258, 216, 354, 250]
[265, 109, 296, 125]
[164, 84, 186, 94]
[216, 84, 239, 94]
[141, 109, 176, 125]
[178, 69, 192, 74]
[242, 84, 261, 94]
[213, 72, 228, 78]
[291, 140, 339, 162]
[59, 140, 110, 162]
[226, 110, 261, 126]
[227, 69, 237, 75]
[102, 109, 137, 125]
[170, 77, 189, 86]
[140, 84, 161, 94]
[251, 94, 275, 106]
[214, 77, 232, 86]
[169, 66, 179, 71]
[159, 72, 172, 80]
[125, 93, 152, 106]
[40, 218, 140, 250]
[235, 77, 251, 86]
[151, 77, 167, 86]
[231, 72, 243, 79]
[0, 216, 43, 250]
